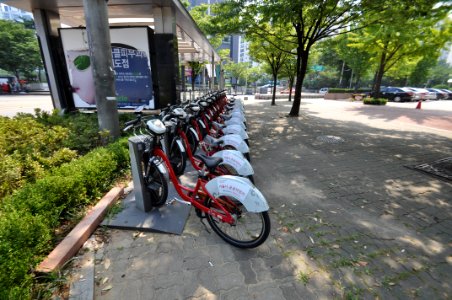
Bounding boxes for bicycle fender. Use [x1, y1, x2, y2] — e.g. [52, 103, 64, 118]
[212, 150, 254, 176]
[151, 156, 169, 181]
[232, 111, 246, 121]
[198, 119, 207, 129]
[176, 138, 186, 153]
[189, 127, 199, 141]
[205, 175, 269, 213]
[225, 118, 246, 129]
[222, 125, 249, 139]
[220, 134, 249, 153]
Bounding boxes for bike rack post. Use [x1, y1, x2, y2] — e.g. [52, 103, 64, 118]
[128, 135, 153, 212]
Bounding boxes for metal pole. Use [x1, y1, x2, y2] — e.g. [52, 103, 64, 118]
[83, 0, 120, 138]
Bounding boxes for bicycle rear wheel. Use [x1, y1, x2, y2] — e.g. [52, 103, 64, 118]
[142, 155, 168, 207]
[206, 196, 270, 248]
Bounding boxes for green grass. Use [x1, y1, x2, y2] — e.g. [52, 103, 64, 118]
[297, 271, 310, 285]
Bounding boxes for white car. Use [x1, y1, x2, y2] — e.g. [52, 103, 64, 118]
[404, 87, 435, 101]
[319, 87, 329, 95]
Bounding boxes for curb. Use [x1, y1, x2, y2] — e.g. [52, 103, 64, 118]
[35, 186, 124, 273]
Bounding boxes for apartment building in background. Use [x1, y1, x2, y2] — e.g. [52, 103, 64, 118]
[188, 0, 251, 64]
[0, 3, 33, 21]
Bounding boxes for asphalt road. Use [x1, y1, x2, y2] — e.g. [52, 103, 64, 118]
[0, 93, 54, 117]
[1, 93, 451, 138]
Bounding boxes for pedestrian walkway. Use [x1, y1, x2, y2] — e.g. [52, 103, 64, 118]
[70, 97, 451, 299]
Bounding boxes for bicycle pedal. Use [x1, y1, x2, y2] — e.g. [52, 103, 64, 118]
[167, 197, 191, 206]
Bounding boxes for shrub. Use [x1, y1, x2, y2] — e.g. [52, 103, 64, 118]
[0, 115, 77, 198]
[432, 84, 449, 89]
[0, 138, 130, 298]
[0, 110, 134, 199]
[363, 98, 387, 105]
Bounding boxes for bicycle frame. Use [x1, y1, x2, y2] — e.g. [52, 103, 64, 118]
[178, 128, 252, 178]
[151, 147, 236, 224]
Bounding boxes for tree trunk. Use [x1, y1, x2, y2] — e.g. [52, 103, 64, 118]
[354, 75, 361, 91]
[289, 49, 308, 116]
[288, 77, 294, 102]
[373, 51, 387, 99]
[271, 73, 277, 106]
[191, 72, 195, 92]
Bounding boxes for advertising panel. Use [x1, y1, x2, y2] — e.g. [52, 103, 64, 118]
[60, 27, 155, 109]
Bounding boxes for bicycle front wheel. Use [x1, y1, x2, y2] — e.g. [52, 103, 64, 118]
[206, 196, 270, 248]
[186, 128, 199, 154]
[169, 140, 187, 176]
[142, 155, 168, 207]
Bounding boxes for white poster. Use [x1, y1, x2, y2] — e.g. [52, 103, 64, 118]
[60, 27, 155, 109]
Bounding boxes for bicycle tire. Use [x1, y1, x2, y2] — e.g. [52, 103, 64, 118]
[206, 196, 271, 248]
[169, 139, 187, 176]
[186, 128, 199, 154]
[244, 152, 251, 162]
[142, 155, 168, 207]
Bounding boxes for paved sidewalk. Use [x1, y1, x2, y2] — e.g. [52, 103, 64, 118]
[70, 97, 451, 299]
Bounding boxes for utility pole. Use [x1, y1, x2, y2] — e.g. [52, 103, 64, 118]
[83, 0, 120, 139]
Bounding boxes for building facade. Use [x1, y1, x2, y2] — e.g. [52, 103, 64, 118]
[0, 3, 33, 21]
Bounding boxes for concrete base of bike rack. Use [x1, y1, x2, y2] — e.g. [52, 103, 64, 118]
[102, 185, 191, 235]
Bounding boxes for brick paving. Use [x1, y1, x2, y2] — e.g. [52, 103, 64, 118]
[70, 97, 451, 299]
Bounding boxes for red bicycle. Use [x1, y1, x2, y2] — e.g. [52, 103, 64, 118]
[125, 117, 270, 248]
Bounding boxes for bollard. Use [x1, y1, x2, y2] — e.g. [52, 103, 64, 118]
[128, 135, 154, 212]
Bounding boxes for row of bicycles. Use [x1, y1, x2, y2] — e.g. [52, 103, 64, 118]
[123, 91, 270, 248]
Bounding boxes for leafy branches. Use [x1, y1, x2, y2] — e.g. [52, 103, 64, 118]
[0, 19, 42, 80]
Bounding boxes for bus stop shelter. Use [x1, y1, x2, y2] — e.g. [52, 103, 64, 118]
[6, 0, 221, 110]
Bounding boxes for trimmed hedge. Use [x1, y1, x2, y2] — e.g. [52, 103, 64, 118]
[0, 110, 134, 200]
[0, 138, 130, 299]
[363, 98, 387, 105]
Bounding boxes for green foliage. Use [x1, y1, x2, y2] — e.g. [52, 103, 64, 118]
[33, 109, 106, 154]
[0, 138, 129, 298]
[0, 110, 114, 199]
[223, 62, 252, 85]
[0, 114, 76, 198]
[427, 59, 452, 86]
[189, 4, 225, 49]
[363, 98, 387, 105]
[433, 84, 449, 89]
[0, 19, 43, 79]
[348, 1, 452, 93]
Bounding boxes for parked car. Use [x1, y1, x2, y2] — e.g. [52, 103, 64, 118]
[377, 87, 414, 102]
[404, 87, 434, 101]
[280, 87, 295, 94]
[426, 88, 448, 100]
[439, 89, 452, 100]
[319, 87, 329, 94]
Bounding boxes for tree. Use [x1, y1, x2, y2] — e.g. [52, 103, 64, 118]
[248, 66, 265, 93]
[249, 37, 288, 105]
[427, 59, 452, 87]
[348, 1, 452, 97]
[223, 62, 250, 92]
[279, 56, 298, 101]
[0, 19, 43, 81]
[334, 34, 372, 90]
[212, 0, 377, 116]
[187, 61, 206, 91]
[189, 4, 225, 49]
